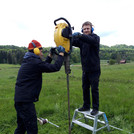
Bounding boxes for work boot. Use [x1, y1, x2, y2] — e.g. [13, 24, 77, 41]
[91, 109, 98, 115]
[78, 107, 90, 111]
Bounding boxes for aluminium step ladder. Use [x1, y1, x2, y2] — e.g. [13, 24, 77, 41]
[71, 109, 110, 134]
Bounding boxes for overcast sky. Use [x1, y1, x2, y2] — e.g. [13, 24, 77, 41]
[0, 0, 134, 48]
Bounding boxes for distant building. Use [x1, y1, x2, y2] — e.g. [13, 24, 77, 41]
[120, 60, 126, 64]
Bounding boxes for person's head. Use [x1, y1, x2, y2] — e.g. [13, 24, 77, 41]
[82, 21, 94, 35]
[28, 40, 43, 59]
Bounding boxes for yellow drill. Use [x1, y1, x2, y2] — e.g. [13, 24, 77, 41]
[54, 17, 73, 134]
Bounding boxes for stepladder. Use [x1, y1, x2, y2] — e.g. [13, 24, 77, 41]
[71, 109, 110, 134]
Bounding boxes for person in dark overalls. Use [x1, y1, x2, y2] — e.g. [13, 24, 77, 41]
[72, 21, 100, 115]
[14, 40, 65, 134]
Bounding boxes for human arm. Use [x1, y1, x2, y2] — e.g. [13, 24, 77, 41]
[79, 34, 100, 47]
[38, 55, 64, 73]
[72, 32, 100, 47]
[38, 46, 65, 72]
[72, 32, 81, 48]
[45, 46, 65, 63]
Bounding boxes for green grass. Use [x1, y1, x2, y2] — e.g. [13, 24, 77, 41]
[0, 63, 134, 134]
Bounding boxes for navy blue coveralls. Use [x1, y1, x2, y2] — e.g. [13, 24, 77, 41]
[14, 52, 64, 134]
[72, 33, 100, 110]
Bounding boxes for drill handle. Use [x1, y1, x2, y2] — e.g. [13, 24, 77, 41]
[54, 17, 71, 28]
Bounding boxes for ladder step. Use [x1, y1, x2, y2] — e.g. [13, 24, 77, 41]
[76, 109, 104, 116]
[72, 120, 94, 131]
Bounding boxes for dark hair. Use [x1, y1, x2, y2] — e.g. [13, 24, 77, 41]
[82, 21, 93, 28]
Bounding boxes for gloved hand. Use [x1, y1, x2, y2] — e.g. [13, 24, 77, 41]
[72, 32, 82, 38]
[56, 45, 65, 53]
[49, 47, 56, 55]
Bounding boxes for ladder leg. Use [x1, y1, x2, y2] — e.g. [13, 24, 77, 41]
[71, 110, 78, 129]
[103, 113, 110, 131]
[92, 116, 98, 134]
[84, 114, 89, 124]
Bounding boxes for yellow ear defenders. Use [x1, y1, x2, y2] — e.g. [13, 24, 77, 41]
[31, 42, 40, 55]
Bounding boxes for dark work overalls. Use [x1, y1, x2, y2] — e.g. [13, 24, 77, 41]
[14, 52, 64, 134]
[72, 33, 100, 110]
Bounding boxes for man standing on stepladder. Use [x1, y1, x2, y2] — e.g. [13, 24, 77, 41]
[72, 21, 100, 115]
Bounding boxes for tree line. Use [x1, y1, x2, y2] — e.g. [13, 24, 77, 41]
[99, 44, 134, 63]
[0, 44, 134, 65]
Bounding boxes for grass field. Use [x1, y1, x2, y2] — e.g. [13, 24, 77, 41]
[0, 62, 134, 134]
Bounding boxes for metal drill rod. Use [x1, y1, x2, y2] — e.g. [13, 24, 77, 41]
[64, 54, 71, 134]
[67, 73, 71, 134]
[109, 125, 134, 134]
[48, 121, 59, 128]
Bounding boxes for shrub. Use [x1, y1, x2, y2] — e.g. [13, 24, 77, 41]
[109, 59, 116, 65]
